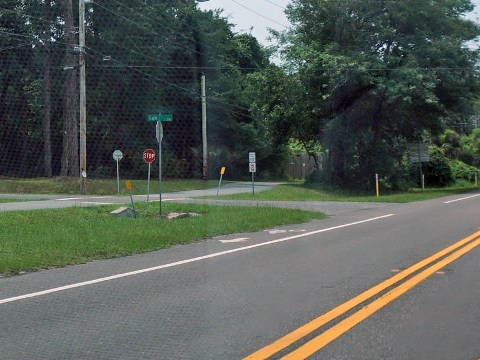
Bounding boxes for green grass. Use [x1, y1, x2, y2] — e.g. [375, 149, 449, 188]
[0, 199, 23, 203]
[211, 183, 479, 203]
[1, 178, 476, 276]
[0, 178, 219, 195]
[0, 202, 326, 276]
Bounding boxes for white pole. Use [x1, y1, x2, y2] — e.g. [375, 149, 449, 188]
[201, 73, 208, 180]
[116, 159, 120, 194]
[79, 0, 88, 194]
[147, 163, 151, 202]
[158, 122, 163, 216]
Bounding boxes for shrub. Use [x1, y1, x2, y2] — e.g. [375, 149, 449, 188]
[450, 159, 479, 182]
[410, 145, 453, 187]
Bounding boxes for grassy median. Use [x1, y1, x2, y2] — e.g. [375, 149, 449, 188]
[0, 178, 220, 195]
[0, 202, 326, 276]
[212, 183, 479, 203]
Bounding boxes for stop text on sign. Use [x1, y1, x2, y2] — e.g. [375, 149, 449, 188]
[143, 149, 156, 164]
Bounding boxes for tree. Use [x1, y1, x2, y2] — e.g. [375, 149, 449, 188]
[0, 1, 39, 176]
[460, 128, 480, 166]
[0, 0, 273, 180]
[265, 0, 480, 189]
[43, 0, 53, 177]
[60, 0, 79, 177]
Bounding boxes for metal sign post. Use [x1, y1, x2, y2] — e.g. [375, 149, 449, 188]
[408, 143, 429, 191]
[147, 163, 151, 202]
[156, 122, 163, 216]
[112, 150, 123, 194]
[143, 149, 156, 202]
[147, 113, 172, 217]
[249, 152, 256, 195]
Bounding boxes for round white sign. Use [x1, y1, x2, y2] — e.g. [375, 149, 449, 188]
[113, 150, 123, 161]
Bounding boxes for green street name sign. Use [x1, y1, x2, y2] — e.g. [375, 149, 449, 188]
[147, 114, 173, 122]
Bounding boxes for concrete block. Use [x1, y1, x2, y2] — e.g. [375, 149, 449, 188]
[110, 207, 138, 218]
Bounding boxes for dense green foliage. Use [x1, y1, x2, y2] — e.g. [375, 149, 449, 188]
[2, 1, 480, 190]
[0, 0, 276, 179]
[248, 0, 480, 190]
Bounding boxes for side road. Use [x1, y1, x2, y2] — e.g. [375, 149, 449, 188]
[0, 182, 277, 212]
[0, 181, 394, 216]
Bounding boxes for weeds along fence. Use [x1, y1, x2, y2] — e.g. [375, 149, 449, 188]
[0, 1, 276, 183]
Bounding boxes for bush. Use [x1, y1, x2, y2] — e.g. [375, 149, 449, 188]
[450, 159, 479, 182]
[410, 145, 453, 187]
[425, 146, 454, 186]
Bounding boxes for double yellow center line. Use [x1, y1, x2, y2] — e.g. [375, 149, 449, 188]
[244, 229, 480, 359]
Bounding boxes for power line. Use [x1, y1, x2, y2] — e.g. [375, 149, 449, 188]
[230, 0, 289, 28]
[91, 1, 223, 68]
[84, 46, 258, 121]
[264, 0, 286, 10]
[90, 30, 262, 71]
[0, 30, 473, 75]
[86, 46, 203, 96]
[0, 42, 33, 52]
[126, 0, 220, 55]
[3, 1, 274, 71]
[0, 4, 270, 70]
[0, 29, 76, 48]
[0, 7, 78, 32]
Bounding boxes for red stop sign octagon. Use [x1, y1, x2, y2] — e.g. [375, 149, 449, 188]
[143, 149, 156, 164]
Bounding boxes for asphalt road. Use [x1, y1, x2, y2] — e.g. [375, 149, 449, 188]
[0, 188, 479, 359]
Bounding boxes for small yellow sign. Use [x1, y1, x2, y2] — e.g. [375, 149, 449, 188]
[126, 180, 132, 191]
[220, 166, 226, 175]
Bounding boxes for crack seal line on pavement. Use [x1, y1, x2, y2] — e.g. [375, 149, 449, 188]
[0, 214, 394, 306]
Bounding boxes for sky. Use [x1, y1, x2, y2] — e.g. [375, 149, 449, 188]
[198, 0, 480, 47]
[197, 0, 291, 46]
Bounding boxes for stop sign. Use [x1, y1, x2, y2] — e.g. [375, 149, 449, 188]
[143, 149, 156, 164]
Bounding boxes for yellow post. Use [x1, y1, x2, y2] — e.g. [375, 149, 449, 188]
[125, 180, 137, 218]
[375, 173, 380, 197]
[217, 167, 226, 195]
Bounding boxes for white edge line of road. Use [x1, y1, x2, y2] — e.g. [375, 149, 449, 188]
[0, 214, 394, 306]
[444, 193, 480, 204]
[219, 238, 250, 243]
[81, 202, 116, 205]
[56, 196, 113, 201]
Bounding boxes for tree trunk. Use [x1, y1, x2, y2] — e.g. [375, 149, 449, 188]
[60, 0, 79, 177]
[43, 0, 52, 177]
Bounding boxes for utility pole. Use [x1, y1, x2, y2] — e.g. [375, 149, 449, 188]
[79, 0, 91, 194]
[201, 73, 208, 180]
